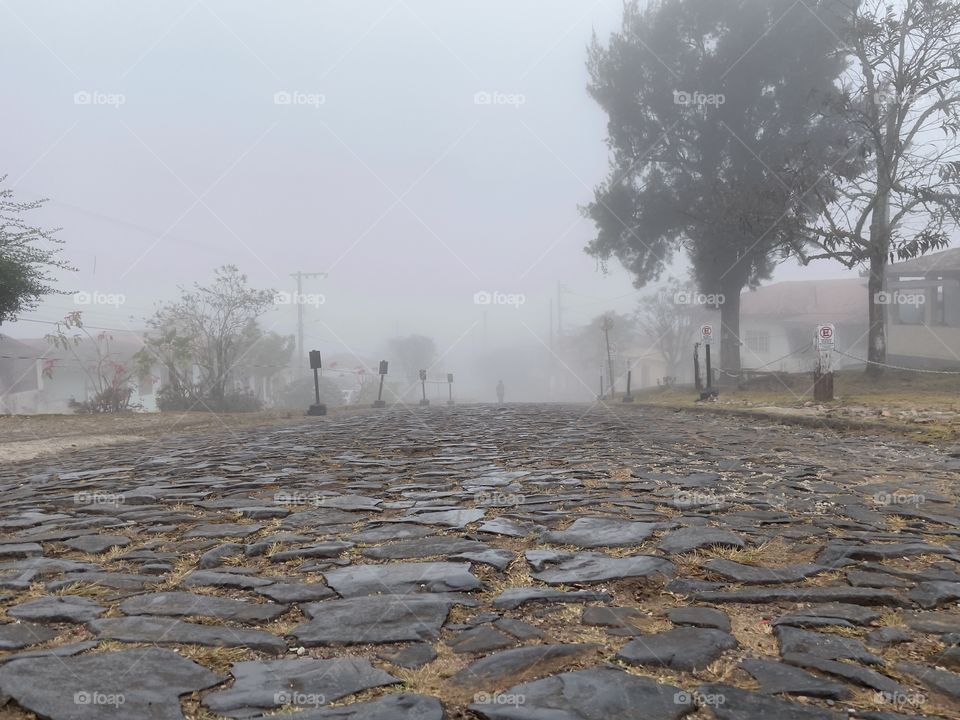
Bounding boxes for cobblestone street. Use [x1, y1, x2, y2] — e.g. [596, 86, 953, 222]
[0, 404, 958, 719]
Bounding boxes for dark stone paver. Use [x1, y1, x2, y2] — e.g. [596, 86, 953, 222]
[202, 657, 397, 716]
[740, 658, 850, 699]
[469, 666, 693, 719]
[0, 648, 222, 720]
[532, 552, 674, 584]
[668, 606, 731, 631]
[323, 561, 482, 597]
[658, 526, 745, 554]
[293, 594, 453, 645]
[452, 643, 600, 689]
[120, 591, 288, 623]
[542, 516, 662, 547]
[8, 595, 104, 624]
[617, 627, 738, 671]
[88, 616, 286, 654]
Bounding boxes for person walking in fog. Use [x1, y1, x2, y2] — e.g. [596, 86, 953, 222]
[496, 380, 505, 404]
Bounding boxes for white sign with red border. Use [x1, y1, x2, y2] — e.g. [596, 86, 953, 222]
[816, 323, 835, 348]
[700, 324, 714, 344]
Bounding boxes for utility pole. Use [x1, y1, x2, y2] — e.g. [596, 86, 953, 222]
[601, 314, 615, 398]
[549, 299, 554, 351]
[557, 282, 566, 338]
[291, 271, 327, 377]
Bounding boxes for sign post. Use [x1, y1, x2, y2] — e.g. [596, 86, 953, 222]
[373, 360, 388, 408]
[814, 324, 835, 402]
[447, 373, 455, 406]
[623, 369, 634, 403]
[419, 369, 430, 407]
[307, 350, 326, 416]
[699, 325, 717, 399]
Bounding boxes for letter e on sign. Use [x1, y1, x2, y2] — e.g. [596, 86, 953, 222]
[816, 324, 835, 348]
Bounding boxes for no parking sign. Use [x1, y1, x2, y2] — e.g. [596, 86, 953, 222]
[700, 325, 714, 344]
[816, 324, 836, 348]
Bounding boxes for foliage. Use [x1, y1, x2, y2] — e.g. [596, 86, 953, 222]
[137, 265, 275, 411]
[0, 177, 74, 324]
[583, 0, 857, 373]
[634, 279, 711, 379]
[388, 335, 438, 382]
[275, 375, 344, 409]
[45, 311, 138, 413]
[798, 0, 960, 373]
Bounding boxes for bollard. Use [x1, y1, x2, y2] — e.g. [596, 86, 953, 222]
[623, 369, 634, 403]
[699, 343, 718, 400]
[373, 360, 388, 408]
[419, 369, 430, 406]
[447, 373, 455, 406]
[694, 343, 702, 392]
[306, 350, 327, 416]
[599, 375, 604, 400]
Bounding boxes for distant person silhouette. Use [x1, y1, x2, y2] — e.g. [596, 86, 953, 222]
[496, 380, 505, 404]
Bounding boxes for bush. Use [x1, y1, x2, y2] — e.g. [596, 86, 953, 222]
[275, 376, 344, 409]
[155, 385, 262, 413]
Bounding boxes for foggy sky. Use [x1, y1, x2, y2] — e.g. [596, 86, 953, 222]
[3, 0, 857, 370]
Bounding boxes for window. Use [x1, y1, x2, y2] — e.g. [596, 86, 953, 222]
[745, 330, 769, 354]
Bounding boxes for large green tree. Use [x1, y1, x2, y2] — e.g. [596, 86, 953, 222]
[584, 0, 859, 374]
[0, 178, 72, 324]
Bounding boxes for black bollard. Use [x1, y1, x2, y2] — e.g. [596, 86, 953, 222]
[307, 350, 327, 416]
[419, 369, 430, 406]
[373, 360, 388, 408]
[699, 343, 718, 400]
[623, 369, 634, 403]
[447, 373, 455, 406]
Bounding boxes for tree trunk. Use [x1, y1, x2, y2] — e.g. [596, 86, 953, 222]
[719, 281, 742, 382]
[866, 249, 887, 377]
[866, 182, 890, 377]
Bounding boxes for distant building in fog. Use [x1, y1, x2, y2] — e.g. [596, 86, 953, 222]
[737, 278, 869, 373]
[886, 247, 960, 369]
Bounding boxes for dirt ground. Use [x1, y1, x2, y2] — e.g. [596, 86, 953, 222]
[633, 368, 960, 443]
[0, 407, 369, 463]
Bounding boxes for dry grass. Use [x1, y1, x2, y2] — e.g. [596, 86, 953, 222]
[178, 644, 252, 672]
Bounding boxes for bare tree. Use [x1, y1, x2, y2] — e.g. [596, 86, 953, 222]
[800, 0, 960, 374]
[140, 266, 275, 406]
[634, 279, 710, 381]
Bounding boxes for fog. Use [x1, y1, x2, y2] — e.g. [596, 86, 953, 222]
[3, 0, 951, 409]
